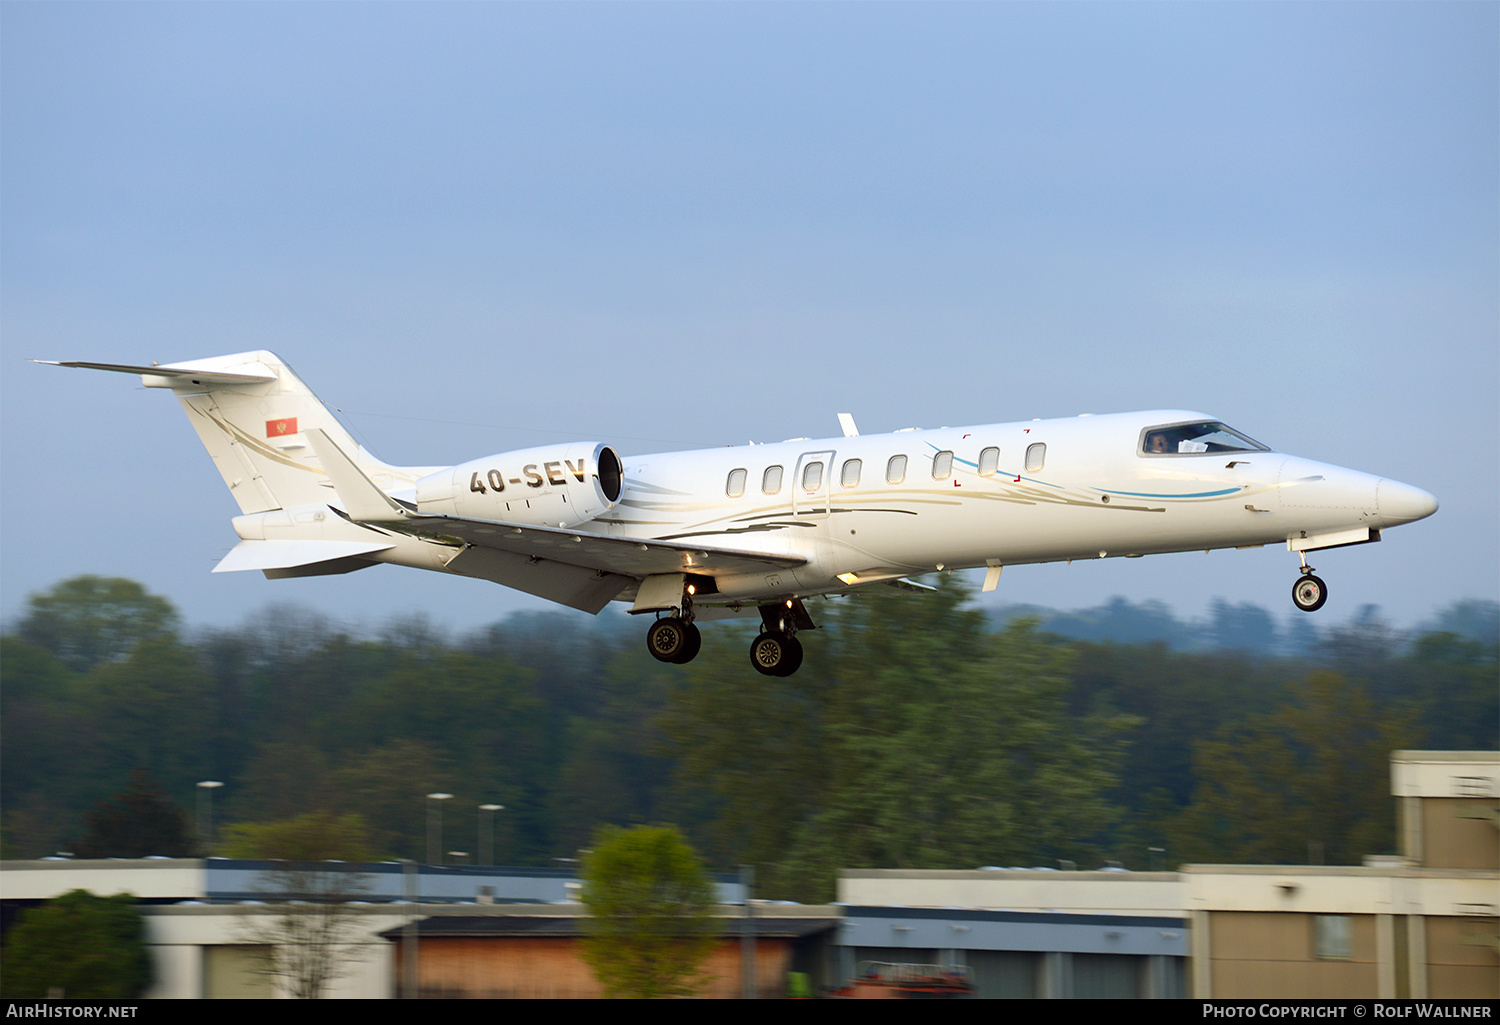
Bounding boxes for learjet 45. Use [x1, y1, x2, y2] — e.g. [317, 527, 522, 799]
[42, 352, 1437, 676]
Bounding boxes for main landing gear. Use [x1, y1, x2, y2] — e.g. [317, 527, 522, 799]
[646, 615, 701, 664]
[749, 600, 816, 677]
[1290, 553, 1328, 613]
[644, 597, 817, 675]
[750, 631, 802, 677]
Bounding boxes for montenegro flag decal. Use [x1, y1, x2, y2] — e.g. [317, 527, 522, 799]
[265, 417, 298, 437]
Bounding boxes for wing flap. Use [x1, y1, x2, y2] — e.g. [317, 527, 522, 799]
[396, 515, 806, 579]
[442, 546, 632, 614]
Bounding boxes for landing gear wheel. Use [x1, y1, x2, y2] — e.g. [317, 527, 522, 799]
[1292, 574, 1328, 613]
[647, 617, 699, 663]
[675, 622, 702, 664]
[749, 632, 803, 677]
[775, 635, 803, 677]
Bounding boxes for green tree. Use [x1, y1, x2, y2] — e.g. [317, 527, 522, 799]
[17, 576, 179, 673]
[1, 890, 151, 997]
[220, 810, 374, 862]
[333, 740, 453, 861]
[83, 636, 215, 798]
[663, 583, 1136, 900]
[787, 605, 1134, 896]
[1060, 639, 1292, 861]
[1168, 670, 1418, 864]
[0, 636, 80, 857]
[580, 824, 719, 999]
[75, 769, 196, 858]
[1400, 630, 1499, 751]
[658, 622, 829, 878]
[220, 812, 374, 999]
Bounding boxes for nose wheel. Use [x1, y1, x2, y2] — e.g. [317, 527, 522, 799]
[1291, 565, 1328, 613]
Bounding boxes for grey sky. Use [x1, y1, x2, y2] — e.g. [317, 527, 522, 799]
[3, 3, 1495, 636]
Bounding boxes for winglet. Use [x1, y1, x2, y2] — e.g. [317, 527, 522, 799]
[304, 428, 407, 522]
[838, 413, 859, 438]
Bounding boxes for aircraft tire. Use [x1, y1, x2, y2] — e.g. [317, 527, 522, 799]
[1291, 574, 1328, 613]
[774, 634, 803, 677]
[750, 631, 802, 676]
[672, 622, 702, 664]
[647, 617, 692, 663]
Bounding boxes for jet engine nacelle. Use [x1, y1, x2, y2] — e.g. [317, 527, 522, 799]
[413, 442, 624, 528]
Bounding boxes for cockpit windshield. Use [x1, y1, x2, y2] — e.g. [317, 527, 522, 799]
[1141, 421, 1269, 456]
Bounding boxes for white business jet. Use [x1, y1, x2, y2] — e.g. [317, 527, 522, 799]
[42, 352, 1436, 676]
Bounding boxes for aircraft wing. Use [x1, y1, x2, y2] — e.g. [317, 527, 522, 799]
[302, 429, 806, 611]
[383, 514, 807, 578]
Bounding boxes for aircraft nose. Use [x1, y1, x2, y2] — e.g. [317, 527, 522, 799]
[1377, 478, 1438, 526]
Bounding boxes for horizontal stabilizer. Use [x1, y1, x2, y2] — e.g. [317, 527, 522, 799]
[213, 539, 395, 574]
[35, 359, 278, 386]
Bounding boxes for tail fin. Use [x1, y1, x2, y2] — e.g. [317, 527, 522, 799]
[45, 351, 417, 514]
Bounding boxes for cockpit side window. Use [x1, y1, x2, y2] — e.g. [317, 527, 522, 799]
[1141, 421, 1269, 456]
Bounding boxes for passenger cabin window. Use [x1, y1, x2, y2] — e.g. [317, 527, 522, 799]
[886, 455, 907, 484]
[1025, 443, 1046, 473]
[726, 468, 747, 498]
[801, 461, 824, 492]
[762, 466, 783, 494]
[932, 450, 953, 480]
[978, 447, 1000, 477]
[841, 458, 862, 488]
[1142, 421, 1269, 456]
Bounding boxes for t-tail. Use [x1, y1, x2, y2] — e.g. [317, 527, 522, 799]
[37, 352, 425, 512]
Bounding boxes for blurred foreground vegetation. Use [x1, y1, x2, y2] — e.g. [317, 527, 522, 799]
[3, 575, 1494, 902]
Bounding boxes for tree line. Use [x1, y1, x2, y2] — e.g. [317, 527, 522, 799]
[3, 575, 1493, 902]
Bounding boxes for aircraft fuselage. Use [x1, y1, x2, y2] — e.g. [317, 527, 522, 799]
[43, 352, 1438, 675]
[593, 410, 1433, 606]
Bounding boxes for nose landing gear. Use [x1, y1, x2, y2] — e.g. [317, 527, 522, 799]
[1291, 553, 1328, 613]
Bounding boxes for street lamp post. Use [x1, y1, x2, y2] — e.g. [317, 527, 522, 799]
[426, 793, 453, 865]
[196, 781, 223, 853]
[401, 859, 418, 998]
[479, 804, 504, 866]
